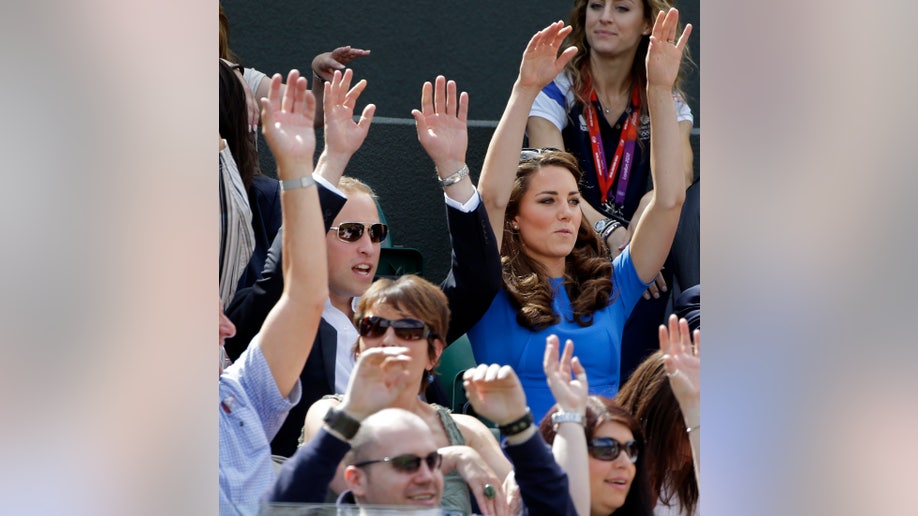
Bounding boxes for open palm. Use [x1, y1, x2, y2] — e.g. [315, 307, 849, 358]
[412, 75, 468, 168]
[323, 68, 375, 156]
[646, 8, 692, 89]
[260, 69, 316, 173]
[518, 21, 577, 90]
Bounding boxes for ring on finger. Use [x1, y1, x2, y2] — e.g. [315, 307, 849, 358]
[483, 483, 496, 499]
[665, 369, 679, 378]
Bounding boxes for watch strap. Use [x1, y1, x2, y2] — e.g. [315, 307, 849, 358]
[498, 409, 534, 436]
[550, 411, 585, 426]
[323, 407, 361, 440]
[280, 175, 317, 191]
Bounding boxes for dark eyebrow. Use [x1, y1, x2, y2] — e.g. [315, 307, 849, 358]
[535, 190, 580, 196]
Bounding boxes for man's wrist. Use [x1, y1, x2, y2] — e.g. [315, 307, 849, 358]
[498, 409, 534, 436]
[323, 406, 361, 440]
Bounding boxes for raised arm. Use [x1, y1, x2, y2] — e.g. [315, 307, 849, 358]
[412, 75, 501, 340]
[224, 70, 369, 359]
[314, 68, 376, 187]
[477, 21, 577, 249]
[526, 116, 565, 150]
[659, 314, 700, 481]
[255, 70, 328, 398]
[543, 335, 590, 516]
[628, 8, 692, 282]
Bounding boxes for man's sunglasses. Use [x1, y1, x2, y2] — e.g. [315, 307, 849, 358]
[520, 146, 562, 162]
[329, 222, 388, 244]
[357, 316, 432, 341]
[588, 437, 640, 463]
[353, 451, 442, 473]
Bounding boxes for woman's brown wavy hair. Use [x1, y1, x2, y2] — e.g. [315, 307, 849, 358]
[563, 0, 691, 107]
[501, 150, 613, 330]
[615, 351, 698, 514]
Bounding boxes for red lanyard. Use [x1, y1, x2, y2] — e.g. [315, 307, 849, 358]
[583, 80, 641, 204]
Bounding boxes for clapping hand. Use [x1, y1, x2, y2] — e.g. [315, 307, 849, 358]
[260, 70, 316, 176]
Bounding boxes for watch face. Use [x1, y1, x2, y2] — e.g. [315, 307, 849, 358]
[593, 219, 609, 232]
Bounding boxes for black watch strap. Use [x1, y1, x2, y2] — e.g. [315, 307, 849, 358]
[498, 410, 534, 436]
[323, 407, 361, 440]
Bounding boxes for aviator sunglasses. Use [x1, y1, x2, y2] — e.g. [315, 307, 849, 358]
[588, 437, 640, 463]
[519, 146, 562, 162]
[329, 222, 389, 244]
[353, 451, 442, 473]
[357, 316, 433, 341]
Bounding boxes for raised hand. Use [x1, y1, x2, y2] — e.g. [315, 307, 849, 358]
[338, 346, 413, 421]
[646, 8, 692, 89]
[463, 364, 529, 425]
[517, 20, 578, 91]
[543, 335, 588, 415]
[322, 68, 375, 158]
[659, 314, 699, 412]
[260, 69, 316, 176]
[411, 75, 469, 173]
[312, 46, 371, 82]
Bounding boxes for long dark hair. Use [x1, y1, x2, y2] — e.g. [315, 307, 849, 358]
[218, 59, 260, 192]
[501, 150, 613, 330]
[540, 396, 655, 515]
[616, 352, 698, 514]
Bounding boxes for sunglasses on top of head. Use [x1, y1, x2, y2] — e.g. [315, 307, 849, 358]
[588, 437, 640, 463]
[519, 147, 562, 162]
[329, 222, 388, 244]
[353, 450, 442, 474]
[357, 316, 433, 341]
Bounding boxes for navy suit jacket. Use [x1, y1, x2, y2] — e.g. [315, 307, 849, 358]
[225, 185, 501, 456]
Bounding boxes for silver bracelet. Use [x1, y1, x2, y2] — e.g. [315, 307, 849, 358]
[437, 164, 469, 188]
[550, 411, 585, 426]
[280, 175, 317, 191]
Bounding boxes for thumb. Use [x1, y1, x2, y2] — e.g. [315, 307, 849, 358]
[358, 104, 376, 130]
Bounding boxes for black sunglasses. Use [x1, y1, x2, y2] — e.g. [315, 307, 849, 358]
[353, 451, 442, 473]
[357, 316, 432, 341]
[588, 437, 639, 463]
[520, 146, 562, 162]
[329, 222, 388, 244]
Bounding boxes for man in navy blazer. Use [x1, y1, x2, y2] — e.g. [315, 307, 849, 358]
[224, 70, 501, 457]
